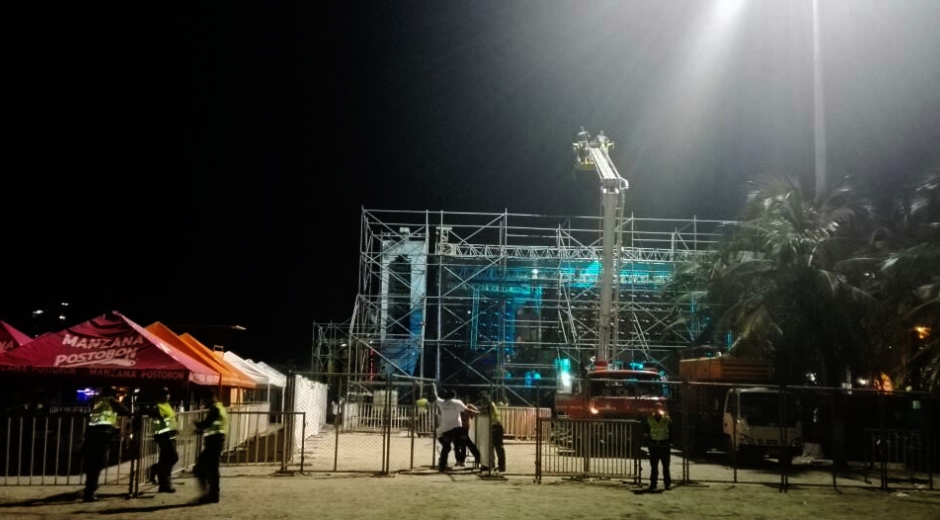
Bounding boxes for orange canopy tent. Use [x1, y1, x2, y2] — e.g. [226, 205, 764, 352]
[178, 331, 261, 405]
[146, 322, 257, 394]
[176, 332, 258, 388]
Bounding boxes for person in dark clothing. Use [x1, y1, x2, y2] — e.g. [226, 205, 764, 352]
[644, 404, 672, 491]
[454, 397, 481, 468]
[82, 387, 131, 503]
[194, 390, 227, 503]
[146, 388, 179, 493]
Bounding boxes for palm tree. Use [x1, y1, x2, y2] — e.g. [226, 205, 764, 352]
[869, 165, 940, 391]
[666, 175, 874, 386]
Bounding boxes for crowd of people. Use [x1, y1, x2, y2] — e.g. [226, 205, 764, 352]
[430, 384, 506, 475]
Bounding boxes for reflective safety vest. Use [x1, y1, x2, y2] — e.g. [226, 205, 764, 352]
[490, 403, 502, 426]
[205, 402, 228, 436]
[88, 400, 118, 428]
[648, 414, 671, 442]
[152, 402, 178, 436]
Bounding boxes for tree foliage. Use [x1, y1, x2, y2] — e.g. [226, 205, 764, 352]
[666, 166, 940, 392]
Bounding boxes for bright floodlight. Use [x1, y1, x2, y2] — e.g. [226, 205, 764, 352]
[714, 0, 745, 26]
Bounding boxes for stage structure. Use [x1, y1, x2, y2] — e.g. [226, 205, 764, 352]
[311, 319, 352, 375]
[338, 208, 729, 405]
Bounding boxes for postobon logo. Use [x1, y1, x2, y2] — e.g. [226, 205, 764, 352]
[54, 347, 139, 367]
[53, 333, 145, 367]
[54, 333, 144, 368]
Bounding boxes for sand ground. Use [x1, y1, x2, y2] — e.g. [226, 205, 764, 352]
[1, 466, 937, 520]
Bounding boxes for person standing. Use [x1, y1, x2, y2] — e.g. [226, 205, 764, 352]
[82, 387, 130, 503]
[147, 388, 179, 493]
[454, 397, 480, 468]
[645, 405, 672, 491]
[481, 393, 506, 475]
[194, 390, 227, 503]
[432, 384, 477, 472]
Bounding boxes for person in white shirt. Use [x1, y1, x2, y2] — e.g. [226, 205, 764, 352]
[433, 384, 475, 472]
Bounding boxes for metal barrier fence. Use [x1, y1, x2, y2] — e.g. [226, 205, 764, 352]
[535, 417, 642, 483]
[341, 403, 433, 435]
[6, 380, 937, 493]
[299, 377, 438, 474]
[337, 402, 546, 440]
[1, 408, 303, 491]
[865, 429, 937, 491]
[289, 373, 558, 475]
[3, 412, 100, 486]
[501, 407, 552, 440]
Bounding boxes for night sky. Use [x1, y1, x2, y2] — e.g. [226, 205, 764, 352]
[4, 1, 939, 366]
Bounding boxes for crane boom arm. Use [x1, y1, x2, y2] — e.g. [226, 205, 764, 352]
[572, 129, 629, 363]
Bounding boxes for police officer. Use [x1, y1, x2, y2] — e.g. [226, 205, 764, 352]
[645, 404, 672, 491]
[147, 388, 179, 493]
[194, 390, 227, 503]
[82, 387, 130, 503]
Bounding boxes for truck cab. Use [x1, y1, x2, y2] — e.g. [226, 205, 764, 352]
[724, 387, 803, 462]
[678, 356, 803, 462]
[556, 368, 668, 420]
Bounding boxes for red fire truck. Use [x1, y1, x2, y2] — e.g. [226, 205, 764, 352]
[556, 363, 668, 420]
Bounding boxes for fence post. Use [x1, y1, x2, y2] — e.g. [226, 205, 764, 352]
[679, 381, 698, 484]
[300, 412, 306, 474]
[334, 392, 341, 473]
[410, 380, 417, 471]
[128, 416, 140, 498]
[280, 372, 294, 474]
[779, 386, 787, 493]
[382, 376, 392, 475]
[731, 388, 738, 483]
[878, 390, 887, 491]
[29, 416, 36, 485]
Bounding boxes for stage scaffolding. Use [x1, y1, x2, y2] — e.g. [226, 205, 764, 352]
[327, 208, 730, 405]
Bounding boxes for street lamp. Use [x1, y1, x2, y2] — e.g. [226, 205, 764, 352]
[166, 324, 247, 352]
[812, 0, 827, 201]
[168, 324, 248, 332]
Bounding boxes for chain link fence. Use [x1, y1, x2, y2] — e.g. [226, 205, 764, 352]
[670, 382, 938, 490]
[291, 374, 436, 473]
[4, 380, 937, 493]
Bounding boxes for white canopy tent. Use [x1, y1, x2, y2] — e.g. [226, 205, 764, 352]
[222, 351, 284, 408]
[222, 351, 272, 385]
[254, 360, 287, 388]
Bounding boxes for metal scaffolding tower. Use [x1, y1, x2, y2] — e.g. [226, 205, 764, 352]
[337, 208, 727, 405]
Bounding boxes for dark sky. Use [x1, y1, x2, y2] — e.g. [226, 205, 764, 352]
[4, 1, 939, 365]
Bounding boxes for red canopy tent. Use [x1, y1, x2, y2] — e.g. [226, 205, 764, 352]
[0, 311, 220, 386]
[0, 320, 32, 352]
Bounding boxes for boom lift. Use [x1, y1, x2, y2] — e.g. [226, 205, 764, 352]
[573, 128, 629, 365]
[556, 130, 666, 431]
